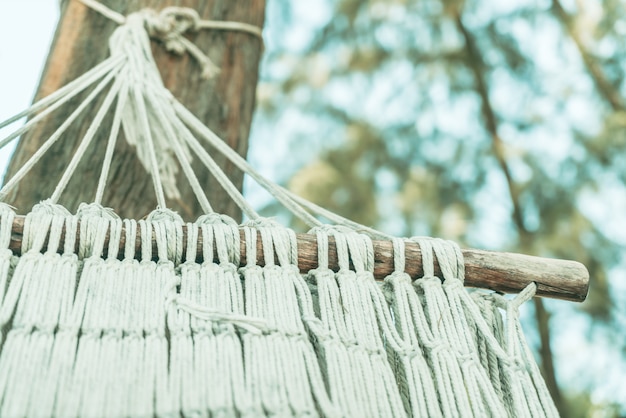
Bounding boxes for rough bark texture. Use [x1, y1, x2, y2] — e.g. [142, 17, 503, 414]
[3, 0, 265, 221]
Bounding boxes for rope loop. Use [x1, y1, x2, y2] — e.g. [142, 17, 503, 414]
[22, 200, 70, 253]
[123, 218, 137, 260]
[309, 226, 331, 271]
[384, 270, 412, 286]
[197, 214, 240, 266]
[392, 237, 406, 273]
[410, 236, 465, 282]
[0, 204, 15, 250]
[412, 237, 434, 278]
[76, 203, 118, 259]
[148, 208, 184, 264]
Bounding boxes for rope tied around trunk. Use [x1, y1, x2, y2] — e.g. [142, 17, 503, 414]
[80, 0, 263, 79]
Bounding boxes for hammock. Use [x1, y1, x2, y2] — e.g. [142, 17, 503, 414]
[0, 2, 587, 417]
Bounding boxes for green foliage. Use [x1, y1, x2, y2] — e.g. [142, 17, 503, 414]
[565, 390, 623, 418]
[255, 0, 626, 413]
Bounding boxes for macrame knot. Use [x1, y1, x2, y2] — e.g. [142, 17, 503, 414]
[76, 202, 119, 220]
[424, 340, 451, 356]
[141, 7, 197, 53]
[197, 212, 238, 227]
[138, 7, 220, 79]
[145, 7, 201, 39]
[22, 200, 70, 254]
[32, 199, 72, 217]
[147, 208, 184, 224]
[385, 271, 412, 286]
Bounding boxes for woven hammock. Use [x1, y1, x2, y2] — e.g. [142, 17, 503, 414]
[0, 2, 585, 417]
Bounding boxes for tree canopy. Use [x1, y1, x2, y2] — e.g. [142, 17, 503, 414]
[251, 0, 626, 415]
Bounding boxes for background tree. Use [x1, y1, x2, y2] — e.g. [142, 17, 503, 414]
[251, 0, 626, 416]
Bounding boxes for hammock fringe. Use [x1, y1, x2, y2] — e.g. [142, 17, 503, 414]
[0, 202, 559, 417]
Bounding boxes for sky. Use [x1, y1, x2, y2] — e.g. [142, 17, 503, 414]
[0, 2, 59, 175]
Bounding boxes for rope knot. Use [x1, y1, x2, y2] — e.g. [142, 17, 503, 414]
[142, 7, 199, 53]
[152, 7, 201, 34]
[133, 6, 219, 79]
[385, 271, 412, 286]
[81, 0, 264, 81]
[147, 208, 184, 224]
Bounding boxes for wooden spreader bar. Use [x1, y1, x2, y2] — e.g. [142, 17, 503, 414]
[8, 216, 589, 302]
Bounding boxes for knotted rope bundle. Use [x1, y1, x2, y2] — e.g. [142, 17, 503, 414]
[0, 202, 559, 417]
[0, 1, 562, 417]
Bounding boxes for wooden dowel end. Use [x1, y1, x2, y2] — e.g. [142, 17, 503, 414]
[8, 216, 589, 302]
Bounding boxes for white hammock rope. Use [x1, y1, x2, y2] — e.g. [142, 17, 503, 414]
[0, 1, 561, 417]
[0, 66, 121, 199]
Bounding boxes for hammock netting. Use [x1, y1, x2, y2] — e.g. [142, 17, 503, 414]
[0, 3, 560, 417]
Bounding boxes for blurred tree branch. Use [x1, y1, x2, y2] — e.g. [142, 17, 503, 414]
[258, 1, 626, 412]
[552, 0, 625, 111]
[453, 8, 567, 416]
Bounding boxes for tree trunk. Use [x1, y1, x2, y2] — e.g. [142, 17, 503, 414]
[3, 0, 265, 221]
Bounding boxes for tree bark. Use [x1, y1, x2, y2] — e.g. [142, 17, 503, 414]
[3, 0, 265, 221]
